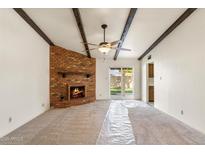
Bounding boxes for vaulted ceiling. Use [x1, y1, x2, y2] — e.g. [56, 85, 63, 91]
[22, 8, 186, 59]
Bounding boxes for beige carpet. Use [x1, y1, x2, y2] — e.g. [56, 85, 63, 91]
[0, 100, 110, 145]
[128, 101, 205, 144]
[0, 100, 205, 145]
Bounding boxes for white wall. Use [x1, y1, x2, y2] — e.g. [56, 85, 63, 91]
[96, 58, 141, 100]
[141, 9, 205, 134]
[0, 9, 49, 137]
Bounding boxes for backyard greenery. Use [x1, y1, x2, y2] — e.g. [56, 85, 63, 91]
[110, 88, 133, 95]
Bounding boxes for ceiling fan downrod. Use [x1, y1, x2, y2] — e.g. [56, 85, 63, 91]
[101, 24, 107, 42]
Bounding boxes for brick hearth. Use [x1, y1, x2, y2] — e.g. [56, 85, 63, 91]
[50, 46, 96, 108]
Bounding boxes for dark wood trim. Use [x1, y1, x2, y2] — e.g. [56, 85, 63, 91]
[138, 8, 197, 60]
[72, 8, 91, 58]
[114, 8, 137, 60]
[13, 8, 55, 46]
[58, 71, 92, 78]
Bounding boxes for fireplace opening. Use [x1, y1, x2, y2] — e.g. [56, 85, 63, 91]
[70, 86, 85, 99]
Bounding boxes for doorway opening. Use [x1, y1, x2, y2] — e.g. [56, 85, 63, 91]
[109, 67, 134, 99]
[148, 63, 154, 104]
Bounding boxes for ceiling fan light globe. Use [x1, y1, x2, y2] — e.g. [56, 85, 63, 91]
[99, 47, 110, 54]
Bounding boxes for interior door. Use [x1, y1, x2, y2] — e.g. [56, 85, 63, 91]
[148, 63, 154, 103]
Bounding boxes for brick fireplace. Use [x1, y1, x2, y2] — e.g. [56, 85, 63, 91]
[50, 46, 96, 108]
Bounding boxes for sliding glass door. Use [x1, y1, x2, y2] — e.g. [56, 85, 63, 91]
[110, 67, 134, 99]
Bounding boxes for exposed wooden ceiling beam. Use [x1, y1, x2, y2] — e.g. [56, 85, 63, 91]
[13, 8, 55, 46]
[113, 8, 137, 60]
[138, 8, 197, 60]
[72, 8, 91, 58]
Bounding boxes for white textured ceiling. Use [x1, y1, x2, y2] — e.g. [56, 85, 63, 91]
[24, 8, 85, 55]
[24, 8, 186, 59]
[121, 8, 186, 58]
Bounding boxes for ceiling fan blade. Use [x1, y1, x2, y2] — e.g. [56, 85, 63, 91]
[80, 48, 98, 52]
[80, 42, 99, 46]
[118, 48, 131, 51]
[111, 47, 131, 51]
[110, 40, 121, 46]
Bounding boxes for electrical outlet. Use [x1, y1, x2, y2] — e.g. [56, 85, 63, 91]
[9, 117, 12, 123]
[41, 103, 45, 107]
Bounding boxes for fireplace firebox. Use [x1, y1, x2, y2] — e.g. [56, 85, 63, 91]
[69, 85, 85, 99]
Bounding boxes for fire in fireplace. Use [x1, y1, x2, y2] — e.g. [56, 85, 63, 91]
[70, 86, 85, 99]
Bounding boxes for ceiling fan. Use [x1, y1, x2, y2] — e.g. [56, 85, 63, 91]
[81, 24, 131, 54]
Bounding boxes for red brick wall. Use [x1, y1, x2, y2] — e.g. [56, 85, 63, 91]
[50, 46, 96, 107]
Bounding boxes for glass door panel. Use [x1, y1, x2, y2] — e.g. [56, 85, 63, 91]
[122, 68, 133, 95]
[110, 68, 122, 95]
